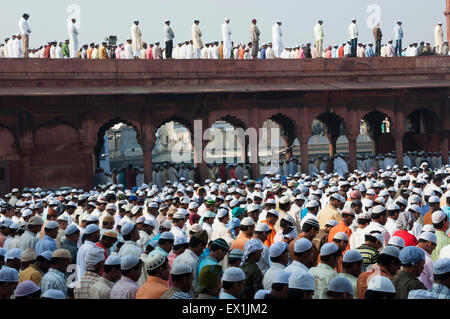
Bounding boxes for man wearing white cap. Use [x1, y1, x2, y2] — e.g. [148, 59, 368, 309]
[338, 249, 363, 298]
[191, 19, 203, 59]
[111, 255, 142, 299]
[74, 246, 105, 299]
[222, 18, 232, 59]
[272, 21, 284, 58]
[263, 241, 288, 290]
[35, 221, 59, 254]
[19, 216, 43, 251]
[161, 263, 193, 299]
[211, 208, 230, 241]
[434, 22, 444, 55]
[131, 19, 142, 57]
[430, 211, 450, 261]
[364, 205, 390, 246]
[40, 249, 72, 297]
[231, 217, 255, 251]
[76, 224, 100, 281]
[287, 271, 315, 299]
[364, 275, 396, 299]
[417, 231, 437, 289]
[318, 194, 343, 230]
[219, 267, 246, 299]
[309, 242, 340, 299]
[0, 266, 19, 299]
[286, 237, 315, 274]
[119, 222, 143, 258]
[89, 255, 122, 299]
[253, 223, 271, 275]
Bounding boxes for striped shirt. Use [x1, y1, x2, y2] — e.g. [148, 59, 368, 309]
[429, 283, 450, 299]
[74, 271, 101, 299]
[110, 276, 138, 299]
[356, 244, 379, 270]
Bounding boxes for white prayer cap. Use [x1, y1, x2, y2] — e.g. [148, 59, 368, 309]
[368, 275, 396, 293]
[428, 196, 440, 204]
[421, 224, 435, 233]
[222, 267, 245, 282]
[148, 202, 158, 208]
[121, 255, 140, 271]
[333, 232, 349, 242]
[320, 242, 339, 256]
[161, 221, 172, 230]
[225, 17, 230, 21]
[408, 289, 437, 299]
[288, 271, 315, 290]
[255, 222, 270, 232]
[388, 236, 405, 248]
[106, 203, 117, 210]
[254, 289, 270, 299]
[247, 203, 260, 213]
[371, 205, 386, 215]
[5, 248, 22, 261]
[65, 224, 79, 236]
[105, 255, 121, 266]
[279, 196, 290, 204]
[57, 214, 69, 222]
[173, 210, 187, 219]
[174, 236, 188, 247]
[20, 249, 37, 262]
[85, 224, 99, 235]
[160, 231, 175, 241]
[432, 210, 447, 224]
[438, 21, 443, 25]
[217, 208, 229, 219]
[395, 197, 408, 206]
[386, 203, 400, 211]
[343, 249, 363, 263]
[0, 267, 19, 282]
[87, 215, 98, 222]
[120, 222, 135, 236]
[328, 276, 353, 295]
[85, 246, 105, 270]
[21, 209, 32, 218]
[265, 198, 276, 205]
[380, 246, 400, 259]
[269, 241, 288, 258]
[241, 217, 255, 227]
[273, 269, 290, 285]
[230, 199, 240, 208]
[294, 238, 312, 253]
[433, 258, 450, 275]
[325, 220, 338, 227]
[331, 193, 345, 203]
[171, 263, 192, 276]
[45, 221, 59, 230]
[418, 231, 437, 244]
[267, 209, 279, 218]
[306, 200, 319, 208]
[42, 289, 66, 299]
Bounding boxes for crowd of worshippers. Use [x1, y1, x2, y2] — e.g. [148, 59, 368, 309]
[0, 159, 450, 299]
[3, 14, 449, 59]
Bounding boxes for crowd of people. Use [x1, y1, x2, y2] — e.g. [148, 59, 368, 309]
[1, 14, 449, 60]
[0, 145, 450, 299]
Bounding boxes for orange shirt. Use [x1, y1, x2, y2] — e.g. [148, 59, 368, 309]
[231, 232, 253, 251]
[87, 47, 94, 59]
[327, 222, 352, 252]
[239, 49, 245, 59]
[356, 264, 393, 299]
[136, 276, 169, 299]
[423, 210, 433, 225]
[261, 221, 276, 248]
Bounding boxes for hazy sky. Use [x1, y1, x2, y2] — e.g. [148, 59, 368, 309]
[0, 0, 447, 48]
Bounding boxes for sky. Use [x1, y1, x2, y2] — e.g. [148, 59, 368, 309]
[0, 0, 447, 48]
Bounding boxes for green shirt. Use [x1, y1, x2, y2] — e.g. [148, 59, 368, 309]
[356, 244, 379, 268]
[431, 230, 450, 262]
[393, 270, 426, 299]
[338, 273, 358, 299]
[62, 44, 70, 57]
[309, 263, 338, 299]
[241, 260, 263, 300]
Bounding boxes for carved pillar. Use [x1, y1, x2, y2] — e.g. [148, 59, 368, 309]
[348, 134, 358, 172]
[248, 104, 260, 179]
[446, 0, 450, 43]
[18, 111, 33, 187]
[142, 109, 155, 184]
[81, 144, 96, 190]
[441, 97, 450, 165]
[299, 135, 309, 175]
[441, 131, 449, 165]
[347, 105, 359, 172]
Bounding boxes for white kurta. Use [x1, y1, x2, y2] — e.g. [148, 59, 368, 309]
[272, 24, 284, 58]
[131, 24, 143, 56]
[222, 22, 232, 59]
[434, 25, 444, 54]
[67, 22, 79, 58]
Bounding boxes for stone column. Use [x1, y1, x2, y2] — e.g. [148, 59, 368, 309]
[299, 135, 309, 175]
[348, 133, 358, 171]
[142, 110, 155, 184]
[18, 111, 33, 187]
[446, 0, 450, 43]
[18, 147, 32, 187]
[393, 102, 406, 167]
[393, 132, 404, 167]
[142, 141, 154, 183]
[248, 105, 260, 179]
[441, 131, 449, 165]
[81, 144, 96, 190]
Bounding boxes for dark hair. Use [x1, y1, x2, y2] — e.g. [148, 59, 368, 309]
[122, 227, 136, 241]
[342, 260, 362, 270]
[116, 241, 125, 250]
[173, 243, 189, 251]
[103, 264, 121, 273]
[320, 249, 342, 262]
[210, 244, 227, 253]
[293, 247, 311, 258]
[434, 272, 450, 282]
[189, 236, 205, 248]
[358, 218, 370, 226]
[36, 255, 49, 263]
[240, 225, 249, 231]
[222, 280, 243, 290]
[302, 223, 319, 233]
[378, 253, 401, 267]
[279, 202, 290, 211]
[364, 234, 379, 243]
[228, 257, 241, 265]
[326, 290, 345, 298]
[433, 217, 448, 230]
[271, 282, 287, 291]
[287, 288, 313, 299]
[15, 289, 41, 299]
[364, 289, 396, 299]
[171, 271, 191, 282]
[158, 238, 174, 246]
[121, 260, 142, 276]
[280, 219, 292, 229]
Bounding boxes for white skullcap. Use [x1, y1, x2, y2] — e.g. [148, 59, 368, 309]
[105, 255, 121, 266]
[254, 289, 270, 299]
[217, 208, 229, 219]
[320, 242, 339, 256]
[288, 271, 315, 290]
[121, 255, 140, 271]
[418, 231, 437, 244]
[294, 238, 312, 253]
[255, 222, 270, 232]
[222, 267, 245, 282]
[241, 217, 255, 226]
[269, 241, 288, 258]
[174, 236, 188, 246]
[242, 238, 264, 265]
[247, 203, 260, 212]
[380, 246, 400, 259]
[65, 224, 79, 236]
[120, 222, 135, 236]
[422, 224, 435, 233]
[388, 236, 405, 248]
[328, 276, 354, 295]
[171, 263, 192, 275]
[325, 220, 339, 227]
[429, 196, 440, 204]
[343, 249, 363, 263]
[432, 211, 447, 224]
[273, 269, 290, 285]
[333, 232, 349, 242]
[85, 246, 105, 270]
[367, 275, 396, 293]
[279, 196, 290, 204]
[42, 289, 66, 299]
[408, 204, 421, 214]
[372, 205, 386, 215]
[0, 267, 18, 282]
[160, 231, 175, 241]
[188, 202, 199, 210]
[44, 221, 59, 230]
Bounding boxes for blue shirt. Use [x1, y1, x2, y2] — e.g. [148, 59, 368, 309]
[421, 203, 430, 216]
[197, 255, 220, 280]
[300, 208, 309, 220]
[260, 47, 266, 59]
[365, 47, 375, 57]
[40, 268, 68, 297]
[35, 235, 58, 255]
